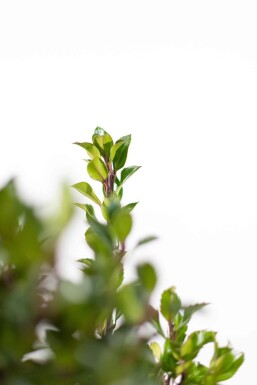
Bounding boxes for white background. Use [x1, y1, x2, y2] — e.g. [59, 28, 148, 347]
[0, 1, 256, 383]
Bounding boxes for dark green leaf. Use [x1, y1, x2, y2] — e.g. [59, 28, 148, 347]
[161, 339, 179, 373]
[71, 182, 101, 206]
[116, 166, 141, 194]
[113, 135, 131, 171]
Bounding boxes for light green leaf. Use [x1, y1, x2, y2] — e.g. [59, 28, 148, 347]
[110, 141, 125, 161]
[117, 284, 145, 323]
[124, 202, 138, 212]
[87, 158, 108, 182]
[160, 287, 181, 321]
[111, 208, 132, 242]
[137, 263, 157, 293]
[149, 342, 162, 361]
[181, 330, 216, 360]
[71, 182, 101, 206]
[211, 346, 244, 382]
[73, 142, 100, 158]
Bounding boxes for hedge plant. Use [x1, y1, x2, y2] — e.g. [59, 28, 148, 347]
[0, 127, 244, 385]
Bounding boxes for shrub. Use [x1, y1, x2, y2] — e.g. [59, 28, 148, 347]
[0, 128, 243, 384]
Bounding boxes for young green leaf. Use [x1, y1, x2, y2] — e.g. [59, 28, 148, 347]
[73, 142, 100, 158]
[113, 135, 131, 171]
[71, 182, 101, 206]
[181, 330, 216, 360]
[182, 303, 209, 326]
[110, 141, 125, 161]
[94, 134, 113, 157]
[211, 346, 244, 382]
[87, 158, 108, 182]
[161, 287, 181, 321]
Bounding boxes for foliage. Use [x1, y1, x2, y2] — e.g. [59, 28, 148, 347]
[0, 127, 244, 384]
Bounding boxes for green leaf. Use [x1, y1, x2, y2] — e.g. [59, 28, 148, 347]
[85, 226, 112, 257]
[135, 235, 158, 248]
[161, 339, 179, 373]
[211, 346, 244, 382]
[73, 142, 100, 158]
[148, 306, 165, 337]
[111, 208, 132, 242]
[117, 284, 145, 323]
[113, 135, 131, 171]
[160, 287, 181, 321]
[178, 303, 209, 328]
[101, 197, 121, 221]
[92, 126, 109, 138]
[137, 263, 157, 293]
[149, 342, 162, 362]
[116, 166, 141, 194]
[124, 202, 138, 212]
[181, 330, 216, 360]
[87, 158, 108, 182]
[78, 258, 94, 267]
[71, 182, 101, 206]
[92, 127, 113, 157]
[110, 141, 125, 161]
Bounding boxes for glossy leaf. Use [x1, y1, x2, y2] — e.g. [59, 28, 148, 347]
[87, 158, 108, 182]
[113, 135, 131, 171]
[161, 287, 181, 321]
[71, 182, 101, 206]
[110, 141, 125, 161]
[116, 166, 141, 194]
[181, 330, 216, 360]
[94, 134, 113, 157]
[73, 142, 100, 158]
